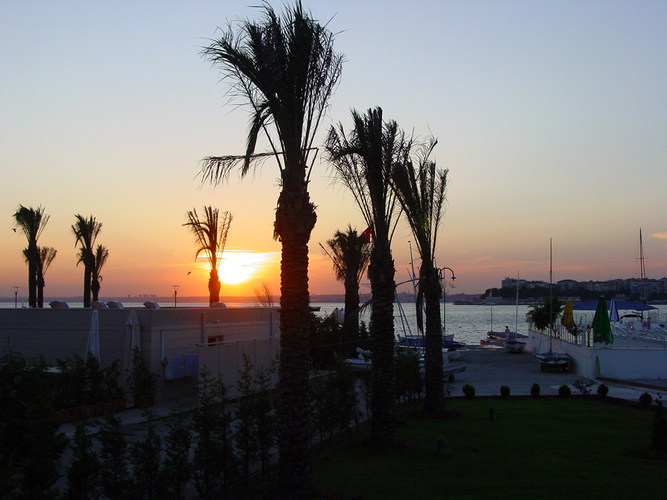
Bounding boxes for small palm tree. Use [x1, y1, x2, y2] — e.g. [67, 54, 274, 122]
[391, 138, 449, 415]
[201, 2, 342, 494]
[91, 245, 109, 303]
[320, 226, 370, 344]
[36, 246, 57, 308]
[183, 207, 232, 306]
[326, 107, 410, 447]
[72, 214, 102, 308]
[13, 205, 50, 308]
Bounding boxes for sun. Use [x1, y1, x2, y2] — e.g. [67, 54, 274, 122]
[217, 251, 271, 285]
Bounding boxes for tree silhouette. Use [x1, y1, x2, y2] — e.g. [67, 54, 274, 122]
[183, 207, 232, 306]
[200, 2, 342, 494]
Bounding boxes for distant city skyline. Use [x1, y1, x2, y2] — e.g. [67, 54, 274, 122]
[1, 1, 665, 298]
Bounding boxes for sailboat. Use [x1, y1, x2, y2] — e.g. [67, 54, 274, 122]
[504, 272, 526, 353]
[534, 239, 569, 370]
[486, 290, 506, 341]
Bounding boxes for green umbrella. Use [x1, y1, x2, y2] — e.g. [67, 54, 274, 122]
[592, 296, 614, 344]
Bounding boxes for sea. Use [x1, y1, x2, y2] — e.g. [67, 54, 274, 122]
[2, 300, 664, 347]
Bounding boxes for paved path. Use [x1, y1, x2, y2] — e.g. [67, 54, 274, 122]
[448, 344, 666, 402]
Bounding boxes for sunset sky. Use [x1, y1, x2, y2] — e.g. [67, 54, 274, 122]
[1, 0, 665, 300]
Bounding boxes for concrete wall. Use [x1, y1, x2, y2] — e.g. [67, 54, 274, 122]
[0, 306, 280, 403]
[526, 328, 667, 380]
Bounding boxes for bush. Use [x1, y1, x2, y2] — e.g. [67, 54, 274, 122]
[651, 400, 667, 453]
[596, 383, 609, 399]
[500, 385, 510, 398]
[462, 384, 475, 399]
[530, 383, 540, 398]
[639, 392, 653, 409]
[558, 384, 571, 398]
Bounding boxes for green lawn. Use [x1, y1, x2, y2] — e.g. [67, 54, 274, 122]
[310, 398, 667, 499]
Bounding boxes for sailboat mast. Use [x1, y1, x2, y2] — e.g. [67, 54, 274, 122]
[639, 228, 646, 303]
[549, 238, 553, 351]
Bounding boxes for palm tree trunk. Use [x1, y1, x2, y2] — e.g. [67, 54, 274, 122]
[91, 278, 100, 302]
[275, 187, 316, 498]
[343, 278, 360, 344]
[83, 265, 92, 308]
[423, 270, 444, 415]
[28, 247, 37, 308]
[208, 269, 221, 305]
[368, 245, 396, 448]
[37, 276, 45, 308]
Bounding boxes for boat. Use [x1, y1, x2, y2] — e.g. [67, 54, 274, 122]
[534, 239, 568, 369]
[504, 272, 526, 353]
[344, 346, 467, 381]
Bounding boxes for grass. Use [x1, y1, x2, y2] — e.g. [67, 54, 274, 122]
[308, 398, 667, 499]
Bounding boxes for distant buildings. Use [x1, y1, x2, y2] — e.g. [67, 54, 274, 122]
[500, 276, 667, 301]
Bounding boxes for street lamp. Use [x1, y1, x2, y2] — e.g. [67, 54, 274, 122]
[13, 286, 19, 308]
[173, 285, 179, 307]
[437, 267, 457, 337]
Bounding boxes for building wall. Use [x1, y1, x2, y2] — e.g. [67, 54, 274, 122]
[0, 306, 280, 404]
[526, 328, 667, 380]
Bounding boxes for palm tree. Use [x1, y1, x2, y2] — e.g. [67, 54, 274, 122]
[200, 2, 342, 494]
[36, 246, 57, 308]
[320, 226, 371, 345]
[391, 138, 449, 415]
[72, 214, 102, 308]
[13, 205, 50, 308]
[91, 245, 109, 303]
[183, 207, 232, 306]
[325, 107, 409, 447]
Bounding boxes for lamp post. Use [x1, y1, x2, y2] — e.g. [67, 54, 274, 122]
[173, 285, 179, 307]
[13, 286, 19, 308]
[437, 267, 457, 337]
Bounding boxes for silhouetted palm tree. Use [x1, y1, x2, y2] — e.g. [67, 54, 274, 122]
[320, 225, 370, 344]
[36, 246, 57, 308]
[183, 207, 232, 306]
[72, 214, 102, 308]
[326, 107, 409, 447]
[13, 205, 50, 308]
[91, 245, 109, 302]
[391, 138, 449, 415]
[201, 2, 342, 494]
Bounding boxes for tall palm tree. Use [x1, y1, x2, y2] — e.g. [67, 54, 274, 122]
[325, 107, 409, 447]
[183, 207, 232, 306]
[200, 2, 342, 494]
[72, 214, 102, 308]
[36, 246, 57, 308]
[391, 138, 449, 415]
[320, 225, 371, 344]
[13, 205, 50, 308]
[91, 244, 109, 302]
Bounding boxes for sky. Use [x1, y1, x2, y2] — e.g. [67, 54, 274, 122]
[1, 0, 666, 300]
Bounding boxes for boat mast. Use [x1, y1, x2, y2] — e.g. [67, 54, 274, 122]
[549, 238, 553, 352]
[514, 271, 519, 339]
[639, 228, 646, 303]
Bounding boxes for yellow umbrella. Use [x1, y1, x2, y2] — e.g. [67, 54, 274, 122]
[561, 299, 577, 334]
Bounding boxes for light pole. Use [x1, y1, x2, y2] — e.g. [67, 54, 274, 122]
[437, 267, 457, 337]
[173, 285, 179, 307]
[13, 286, 19, 308]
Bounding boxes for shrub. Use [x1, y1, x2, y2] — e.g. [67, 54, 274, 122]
[530, 383, 540, 398]
[462, 384, 475, 399]
[639, 392, 653, 409]
[651, 400, 667, 453]
[597, 384, 609, 399]
[500, 385, 510, 398]
[558, 384, 571, 398]
[573, 379, 595, 396]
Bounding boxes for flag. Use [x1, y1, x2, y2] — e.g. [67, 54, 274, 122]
[362, 227, 372, 243]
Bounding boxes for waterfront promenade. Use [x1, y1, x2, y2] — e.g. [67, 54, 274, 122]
[58, 344, 666, 438]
